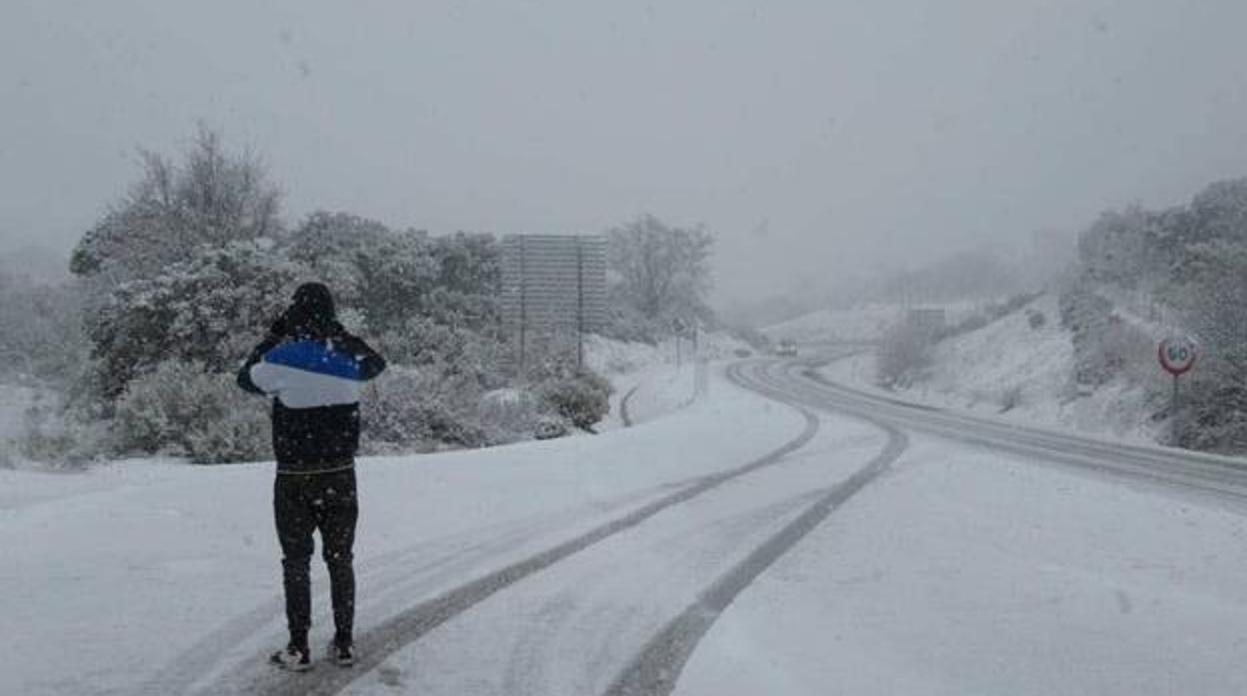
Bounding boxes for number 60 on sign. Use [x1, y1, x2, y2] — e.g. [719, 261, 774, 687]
[1158, 336, 1197, 376]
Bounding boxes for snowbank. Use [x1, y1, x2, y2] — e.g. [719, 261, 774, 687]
[586, 332, 747, 429]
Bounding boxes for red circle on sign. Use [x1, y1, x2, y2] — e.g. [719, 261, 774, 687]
[1158, 337, 1197, 376]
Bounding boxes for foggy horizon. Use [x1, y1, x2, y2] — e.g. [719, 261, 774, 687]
[5, 1, 1247, 311]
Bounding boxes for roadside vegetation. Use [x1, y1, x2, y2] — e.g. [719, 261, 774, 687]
[873, 176, 1247, 455]
[1062, 178, 1247, 453]
[0, 127, 718, 466]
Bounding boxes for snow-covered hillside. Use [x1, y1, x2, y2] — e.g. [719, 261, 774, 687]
[764, 302, 986, 345]
[764, 304, 899, 344]
[821, 293, 1168, 444]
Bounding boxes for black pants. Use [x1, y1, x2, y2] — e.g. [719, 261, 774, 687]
[273, 468, 358, 649]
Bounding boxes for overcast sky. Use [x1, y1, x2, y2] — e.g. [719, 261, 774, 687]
[4, 0, 1247, 307]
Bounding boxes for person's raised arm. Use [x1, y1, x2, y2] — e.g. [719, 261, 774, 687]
[237, 314, 290, 395]
[335, 332, 387, 381]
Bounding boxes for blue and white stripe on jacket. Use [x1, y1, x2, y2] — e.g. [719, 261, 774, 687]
[249, 339, 368, 409]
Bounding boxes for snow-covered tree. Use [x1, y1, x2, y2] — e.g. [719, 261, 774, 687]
[1166, 240, 1247, 452]
[87, 241, 301, 397]
[607, 214, 714, 322]
[279, 211, 393, 309]
[70, 125, 281, 283]
[1076, 206, 1171, 288]
[1186, 177, 1247, 244]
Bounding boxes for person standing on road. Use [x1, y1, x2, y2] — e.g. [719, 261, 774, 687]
[237, 282, 386, 672]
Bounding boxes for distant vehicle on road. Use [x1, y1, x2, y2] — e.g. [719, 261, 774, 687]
[775, 339, 798, 357]
[734, 347, 753, 358]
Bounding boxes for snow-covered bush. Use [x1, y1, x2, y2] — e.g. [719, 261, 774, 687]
[362, 366, 487, 450]
[87, 240, 301, 397]
[13, 395, 111, 468]
[376, 317, 510, 400]
[114, 361, 269, 463]
[184, 399, 273, 465]
[478, 388, 543, 443]
[535, 370, 612, 431]
[1059, 285, 1154, 389]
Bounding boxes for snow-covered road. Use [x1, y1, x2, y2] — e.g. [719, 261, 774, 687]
[678, 356, 1247, 694]
[7, 354, 1247, 695]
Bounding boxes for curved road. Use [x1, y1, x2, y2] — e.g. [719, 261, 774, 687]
[789, 351, 1247, 502]
[185, 353, 1247, 695]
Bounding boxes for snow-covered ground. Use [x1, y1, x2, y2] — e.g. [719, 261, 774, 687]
[8, 343, 1247, 695]
[821, 293, 1167, 445]
[586, 332, 744, 429]
[2, 362, 802, 696]
[678, 432, 1247, 695]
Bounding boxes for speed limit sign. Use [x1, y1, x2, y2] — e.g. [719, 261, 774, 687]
[1158, 336, 1197, 376]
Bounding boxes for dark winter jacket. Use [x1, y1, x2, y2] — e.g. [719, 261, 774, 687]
[238, 284, 386, 473]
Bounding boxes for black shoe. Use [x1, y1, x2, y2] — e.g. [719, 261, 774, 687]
[330, 640, 355, 667]
[270, 644, 313, 672]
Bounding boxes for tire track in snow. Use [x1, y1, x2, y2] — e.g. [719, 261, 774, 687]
[144, 479, 695, 696]
[142, 517, 554, 696]
[620, 385, 640, 427]
[243, 362, 821, 696]
[604, 359, 908, 696]
[497, 485, 829, 696]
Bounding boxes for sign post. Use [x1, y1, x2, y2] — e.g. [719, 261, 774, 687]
[672, 317, 688, 368]
[1158, 336, 1198, 413]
